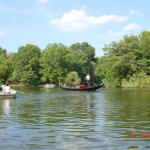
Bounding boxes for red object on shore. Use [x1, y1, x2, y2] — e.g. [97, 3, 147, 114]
[79, 85, 86, 88]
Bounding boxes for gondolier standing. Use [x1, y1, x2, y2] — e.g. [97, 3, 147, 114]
[86, 73, 90, 86]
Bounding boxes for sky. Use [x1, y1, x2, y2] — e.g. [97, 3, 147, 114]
[0, 0, 149, 56]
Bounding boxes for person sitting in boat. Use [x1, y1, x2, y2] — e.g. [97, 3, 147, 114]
[86, 73, 91, 86]
[0, 84, 5, 92]
[3, 81, 11, 94]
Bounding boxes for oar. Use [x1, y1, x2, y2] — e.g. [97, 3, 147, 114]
[15, 90, 34, 97]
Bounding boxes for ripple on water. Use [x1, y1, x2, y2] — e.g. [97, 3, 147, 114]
[0, 88, 150, 149]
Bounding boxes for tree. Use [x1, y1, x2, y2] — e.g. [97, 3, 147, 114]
[70, 42, 95, 62]
[65, 71, 81, 86]
[10, 44, 41, 85]
[97, 34, 142, 87]
[40, 43, 71, 85]
[70, 42, 96, 83]
[139, 31, 150, 58]
[0, 47, 12, 84]
[67, 50, 88, 83]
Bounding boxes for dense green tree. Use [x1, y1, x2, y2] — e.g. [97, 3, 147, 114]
[0, 47, 12, 83]
[0, 47, 6, 56]
[67, 50, 88, 83]
[70, 42, 96, 83]
[40, 43, 71, 85]
[139, 31, 150, 58]
[65, 71, 81, 86]
[88, 61, 101, 84]
[97, 31, 150, 87]
[70, 42, 95, 62]
[10, 44, 41, 85]
[8, 32, 150, 87]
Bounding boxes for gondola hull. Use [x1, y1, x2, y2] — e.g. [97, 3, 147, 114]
[60, 83, 104, 91]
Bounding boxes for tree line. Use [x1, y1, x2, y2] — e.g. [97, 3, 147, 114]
[97, 30, 150, 87]
[1, 30, 150, 87]
[0, 42, 100, 86]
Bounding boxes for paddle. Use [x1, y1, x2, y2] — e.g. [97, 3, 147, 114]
[15, 90, 34, 97]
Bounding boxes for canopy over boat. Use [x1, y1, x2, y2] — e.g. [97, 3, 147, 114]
[0, 89, 16, 99]
[60, 83, 104, 91]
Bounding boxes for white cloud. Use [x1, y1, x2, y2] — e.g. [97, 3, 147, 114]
[50, 9, 128, 32]
[36, 0, 48, 4]
[124, 23, 140, 31]
[107, 23, 141, 38]
[130, 10, 142, 16]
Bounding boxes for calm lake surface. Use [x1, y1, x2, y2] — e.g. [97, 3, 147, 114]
[0, 87, 150, 150]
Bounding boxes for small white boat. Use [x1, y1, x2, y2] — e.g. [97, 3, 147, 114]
[45, 84, 55, 89]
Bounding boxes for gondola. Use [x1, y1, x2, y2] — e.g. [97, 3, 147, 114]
[60, 83, 104, 91]
[0, 89, 16, 99]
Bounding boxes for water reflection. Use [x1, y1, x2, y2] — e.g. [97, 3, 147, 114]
[1, 88, 150, 149]
[2, 99, 10, 115]
[102, 89, 150, 138]
[87, 93, 90, 112]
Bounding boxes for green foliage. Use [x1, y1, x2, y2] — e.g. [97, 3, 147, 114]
[40, 42, 98, 85]
[70, 42, 96, 83]
[2, 31, 150, 88]
[88, 61, 101, 84]
[97, 31, 150, 87]
[67, 50, 88, 83]
[139, 31, 150, 58]
[0, 41, 100, 86]
[10, 44, 41, 85]
[122, 72, 150, 88]
[0, 47, 7, 56]
[65, 71, 81, 86]
[40, 43, 71, 85]
[70, 42, 95, 62]
[0, 47, 12, 84]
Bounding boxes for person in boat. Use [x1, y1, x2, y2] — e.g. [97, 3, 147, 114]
[85, 73, 91, 86]
[3, 81, 11, 94]
[0, 84, 5, 92]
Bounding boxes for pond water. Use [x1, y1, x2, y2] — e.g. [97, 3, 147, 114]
[0, 87, 150, 150]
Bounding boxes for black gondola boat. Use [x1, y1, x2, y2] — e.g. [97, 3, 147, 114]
[60, 83, 104, 91]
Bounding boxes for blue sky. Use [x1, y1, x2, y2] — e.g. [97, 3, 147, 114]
[0, 0, 149, 56]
